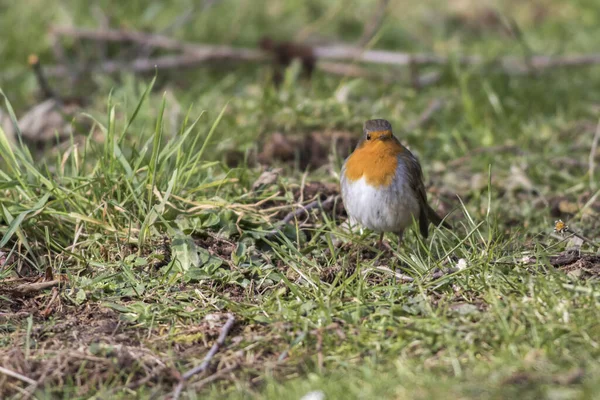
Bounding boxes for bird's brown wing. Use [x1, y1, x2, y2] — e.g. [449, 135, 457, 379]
[400, 149, 449, 238]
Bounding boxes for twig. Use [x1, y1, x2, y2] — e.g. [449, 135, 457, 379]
[50, 27, 266, 61]
[589, 119, 600, 189]
[554, 220, 599, 250]
[125, 366, 168, 390]
[320, 61, 442, 87]
[265, 195, 338, 238]
[189, 363, 239, 391]
[44, 53, 262, 77]
[50, 26, 600, 73]
[40, 287, 60, 318]
[0, 311, 30, 319]
[45, 55, 434, 88]
[317, 61, 396, 83]
[28, 55, 59, 101]
[317, 46, 600, 73]
[171, 314, 235, 400]
[0, 366, 37, 386]
[363, 266, 415, 283]
[280, 195, 337, 226]
[431, 267, 458, 280]
[9, 280, 61, 296]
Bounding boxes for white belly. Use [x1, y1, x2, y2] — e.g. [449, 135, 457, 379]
[341, 172, 420, 234]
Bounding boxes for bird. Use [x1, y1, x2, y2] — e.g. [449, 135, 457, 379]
[340, 118, 449, 248]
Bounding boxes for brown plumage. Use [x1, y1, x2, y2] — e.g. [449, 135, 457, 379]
[341, 118, 450, 246]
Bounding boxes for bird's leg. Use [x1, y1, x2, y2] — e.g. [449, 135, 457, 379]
[377, 232, 385, 248]
[377, 232, 393, 252]
[397, 230, 404, 248]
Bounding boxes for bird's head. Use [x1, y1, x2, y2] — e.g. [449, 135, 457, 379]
[360, 118, 394, 146]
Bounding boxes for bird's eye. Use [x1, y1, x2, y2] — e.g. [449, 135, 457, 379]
[366, 133, 371, 140]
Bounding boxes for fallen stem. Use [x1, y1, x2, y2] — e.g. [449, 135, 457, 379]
[265, 195, 338, 238]
[10, 280, 61, 296]
[40, 287, 60, 318]
[49, 26, 600, 74]
[189, 363, 240, 391]
[171, 314, 236, 400]
[0, 366, 37, 386]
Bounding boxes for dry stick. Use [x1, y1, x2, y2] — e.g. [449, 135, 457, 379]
[589, 119, 600, 190]
[0, 311, 30, 319]
[171, 314, 235, 400]
[10, 280, 61, 296]
[565, 227, 600, 250]
[365, 266, 414, 283]
[265, 195, 338, 238]
[318, 61, 396, 83]
[28, 55, 59, 101]
[44, 53, 264, 77]
[50, 26, 600, 72]
[50, 27, 266, 60]
[45, 56, 428, 86]
[40, 287, 60, 318]
[0, 366, 37, 386]
[189, 363, 240, 391]
[320, 61, 441, 87]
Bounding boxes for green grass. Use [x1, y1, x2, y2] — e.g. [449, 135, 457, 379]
[1, 0, 600, 398]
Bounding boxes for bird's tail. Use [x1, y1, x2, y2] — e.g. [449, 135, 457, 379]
[425, 204, 451, 229]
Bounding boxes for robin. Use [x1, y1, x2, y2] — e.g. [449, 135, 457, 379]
[340, 119, 449, 247]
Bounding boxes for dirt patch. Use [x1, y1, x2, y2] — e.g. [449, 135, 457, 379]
[291, 181, 344, 220]
[195, 234, 236, 260]
[549, 192, 600, 220]
[30, 305, 139, 346]
[557, 254, 600, 279]
[257, 181, 344, 236]
[0, 304, 172, 398]
[320, 262, 356, 284]
[237, 130, 357, 170]
[502, 368, 584, 387]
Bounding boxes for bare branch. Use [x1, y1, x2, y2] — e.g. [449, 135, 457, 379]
[9, 280, 61, 296]
[265, 195, 338, 238]
[50, 27, 266, 61]
[48, 26, 600, 78]
[189, 363, 239, 391]
[171, 314, 236, 400]
[0, 366, 37, 386]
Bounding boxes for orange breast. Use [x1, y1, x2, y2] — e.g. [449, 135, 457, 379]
[344, 139, 403, 187]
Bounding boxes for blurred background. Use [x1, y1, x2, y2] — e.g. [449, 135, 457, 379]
[1, 0, 599, 184]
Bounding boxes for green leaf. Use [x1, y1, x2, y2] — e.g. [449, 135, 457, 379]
[232, 242, 246, 266]
[171, 231, 200, 272]
[75, 289, 87, 305]
[201, 212, 221, 228]
[198, 247, 223, 272]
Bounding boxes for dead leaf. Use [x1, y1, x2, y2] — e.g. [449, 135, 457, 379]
[252, 168, 282, 191]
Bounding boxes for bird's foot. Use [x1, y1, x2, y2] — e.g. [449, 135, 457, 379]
[376, 238, 394, 253]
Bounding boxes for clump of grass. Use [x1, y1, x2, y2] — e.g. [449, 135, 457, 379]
[2, 0, 600, 398]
